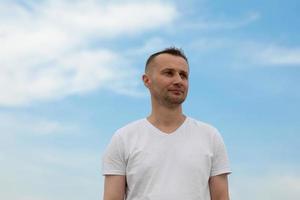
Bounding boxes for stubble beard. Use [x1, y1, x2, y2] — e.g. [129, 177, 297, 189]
[162, 91, 187, 108]
[151, 87, 188, 108]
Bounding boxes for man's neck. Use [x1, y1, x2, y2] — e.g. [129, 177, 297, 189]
[147, 104, 186, 129]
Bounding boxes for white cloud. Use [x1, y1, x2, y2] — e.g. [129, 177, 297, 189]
[0, 0, 177, 107]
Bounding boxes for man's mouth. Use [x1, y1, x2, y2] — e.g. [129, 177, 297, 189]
[168, 89, 184, 94]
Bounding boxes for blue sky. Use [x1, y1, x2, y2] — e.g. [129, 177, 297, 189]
[0, 0, 299, 199]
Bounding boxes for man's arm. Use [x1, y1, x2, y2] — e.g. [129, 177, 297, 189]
[103, 175, 126, 200]
[209, 173, 230, 200]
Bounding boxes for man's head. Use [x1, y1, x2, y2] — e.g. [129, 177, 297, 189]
[143, 47, 189, 108]
[145, 47, 188, 73]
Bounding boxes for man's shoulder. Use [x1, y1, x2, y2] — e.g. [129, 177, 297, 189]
[187, 116, 220, 136]
[114, 118, 146, 136]
[187, 116, 217, 130]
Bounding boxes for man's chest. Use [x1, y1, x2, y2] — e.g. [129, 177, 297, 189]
[125, 134, 213, 181]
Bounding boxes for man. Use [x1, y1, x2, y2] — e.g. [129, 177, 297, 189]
[102, 47, 231, 200]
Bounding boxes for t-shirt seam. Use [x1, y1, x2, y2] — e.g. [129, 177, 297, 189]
[102, 169, 126, 175]
[210, 167, 231, 176]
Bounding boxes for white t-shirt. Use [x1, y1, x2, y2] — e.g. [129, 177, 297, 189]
[102, 117, 231, 200]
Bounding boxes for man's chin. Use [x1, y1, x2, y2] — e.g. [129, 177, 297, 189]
[165, 96, 186, 106]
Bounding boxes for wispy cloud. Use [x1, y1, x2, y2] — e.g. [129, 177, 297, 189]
[188, 37, 300, 67]
[1, 146, 101, 200]
[231, 172, 300, 200]
[252, 45, 300, 66]
[129, 37, 171, 56]
[0, 0, 177, 107]
[0, 111, 101, 200]
[0, 112, 78, 138]
[232, 42, 300, 67]
[182, 12, 260, 30]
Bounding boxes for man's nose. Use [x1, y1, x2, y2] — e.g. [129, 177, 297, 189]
[173, 73, 184, 84]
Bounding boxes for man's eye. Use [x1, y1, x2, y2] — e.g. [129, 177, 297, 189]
[165, 71, 173, 76]
[180, 73, 188, 79]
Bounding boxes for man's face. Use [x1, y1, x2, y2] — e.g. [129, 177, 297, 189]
[143, 53, 189, 108]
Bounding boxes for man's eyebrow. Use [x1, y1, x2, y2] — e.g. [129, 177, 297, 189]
[161, 67, 174, 71]
[178, 69, 189, 75]
[161, 67, 188, 73]
[179, 70, 188, 73]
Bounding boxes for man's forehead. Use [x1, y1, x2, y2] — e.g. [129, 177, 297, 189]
[154, 53, 187, 62]
[151, 53, 189, 70]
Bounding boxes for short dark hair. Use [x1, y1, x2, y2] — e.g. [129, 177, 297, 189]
[145, 47, 188, 72]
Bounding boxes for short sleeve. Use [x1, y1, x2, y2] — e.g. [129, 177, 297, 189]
[210, 130, 231, 177]
[102, 132, 126, 175]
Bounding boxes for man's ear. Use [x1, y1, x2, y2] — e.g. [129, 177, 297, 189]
[142, 74, 150, 88]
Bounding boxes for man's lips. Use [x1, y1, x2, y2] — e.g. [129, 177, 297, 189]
[168, 89, 184, 94]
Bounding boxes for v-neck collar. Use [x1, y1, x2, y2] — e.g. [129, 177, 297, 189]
[144, 117, 189, 136]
